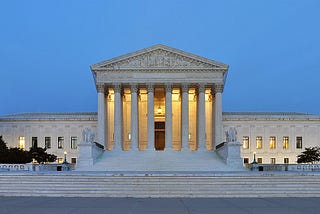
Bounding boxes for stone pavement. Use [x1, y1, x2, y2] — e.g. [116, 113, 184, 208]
[1, 197, 319, 214]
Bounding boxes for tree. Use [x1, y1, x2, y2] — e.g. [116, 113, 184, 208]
[29, 147, 57, 163]
[297, 146, 320, 164]
[0, 136, 56, 164]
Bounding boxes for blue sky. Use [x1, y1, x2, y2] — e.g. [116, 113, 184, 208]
[0, 0, 319, 115]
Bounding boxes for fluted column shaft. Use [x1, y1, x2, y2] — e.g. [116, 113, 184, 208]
[131, 84, 139, 150]
[214, 84, 223, 147]
[197, 84, 206, 150]
[181, 84, 189, 150]
[113, 83, 122, 151]
[147, 84, 154, 150]
[97, 84, 106, 148]
[165, 84, 172, 150]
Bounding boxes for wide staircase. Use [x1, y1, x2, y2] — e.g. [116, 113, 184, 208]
[76, 150, 242, 171]
[1, 172, 320, 197]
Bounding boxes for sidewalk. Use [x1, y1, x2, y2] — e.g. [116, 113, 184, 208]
[1, 197, 319, 214]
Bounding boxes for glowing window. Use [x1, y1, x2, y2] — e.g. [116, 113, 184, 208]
[256, 136, 262, 149]
[283, 136, 289, 149]
[242, 136, 249, 149]
[57, 158, 64, 164]
[269, 136, 276, 149]
[18, 136, 25, 149]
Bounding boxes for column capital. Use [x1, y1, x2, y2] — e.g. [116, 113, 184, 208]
[165, 83, 172, 92]
[113, 83, 122, 93]
[181, 83, 189, 93]
[97, 84, 105, 93]
[130, 84, 139, 93]
[197, 83, 206, 93]
[214, 84, 224, 93]
[147, 83, 154, 93]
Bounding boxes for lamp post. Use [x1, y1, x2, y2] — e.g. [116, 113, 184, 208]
[251, 152, 259, 171]
[62, 151, 70, 171]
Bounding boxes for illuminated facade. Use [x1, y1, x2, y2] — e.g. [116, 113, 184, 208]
[0, 44, 319, 167]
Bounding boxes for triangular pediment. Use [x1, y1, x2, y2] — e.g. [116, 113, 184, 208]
[91, 44, 228, 70]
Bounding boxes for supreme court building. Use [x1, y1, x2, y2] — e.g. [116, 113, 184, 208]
[1, 44, 320, 171]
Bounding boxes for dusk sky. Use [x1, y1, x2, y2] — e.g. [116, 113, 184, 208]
[1, 0, 319, 116]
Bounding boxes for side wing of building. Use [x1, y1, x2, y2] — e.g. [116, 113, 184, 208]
[223, 112, 320, 164]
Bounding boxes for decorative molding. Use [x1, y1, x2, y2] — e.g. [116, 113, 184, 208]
[165, 83, 172, 93]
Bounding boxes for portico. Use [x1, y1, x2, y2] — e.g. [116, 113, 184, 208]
[91, 44, 228, 153]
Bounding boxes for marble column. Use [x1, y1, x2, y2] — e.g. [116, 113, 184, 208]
[165, 83, 172, 150]
[113, 83, 123, 151]
[131, 84, 139, 150]
[181, 83, 189, 150]
[147, 84, 154, 150]
[197, 84, 206, 150]
[97, 84, 106, 148]
[214, 84, 223, 147]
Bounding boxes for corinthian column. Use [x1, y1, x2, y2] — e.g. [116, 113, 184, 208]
[165, 83, 172, 150]
[214, 84, 223, 148]
[131, 84, 139, 150]
[113, 83, 123, 151]
[197, 84, 206, 150]
[97, 84, 106, 148]
[181, 83, 189, 150]
[147, 84, 154, 150]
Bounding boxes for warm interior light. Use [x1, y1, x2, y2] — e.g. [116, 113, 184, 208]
[157, 106, 162, 114]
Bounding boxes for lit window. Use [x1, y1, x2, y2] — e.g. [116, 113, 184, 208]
[71, 136, 77, 149]
[58, 137, 64, 149]
[270, 158, 276, 164]
[243, 158, 249, 164]
[32, 137, 38, 148]
[57, 158, 64, 164]
[257, 158, 263, 164]
[256, 136, 262, 149]
[45, 137, 51, 149]
[242, 136, 249, 149]
[283, 136, 289, 149]
[284, 158, 289, 164]
[269, 136, 276, 149]
[18, 136, 25, 149]
[296, 137, 303, 149]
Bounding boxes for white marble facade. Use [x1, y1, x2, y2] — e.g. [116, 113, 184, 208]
[0, 44, 319, 165]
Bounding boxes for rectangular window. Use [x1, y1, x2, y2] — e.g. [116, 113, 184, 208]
[270, 158, 276, 164]
[243, 158, 249, 164]
[18, 136, 25, 149]
[283, 136, 289, 149]
[32, 137, 38, 148]
[284, 158, 289, 164]
[256, 136, 263, 149]
[242, 136, 249, 149]
[71, 158, 77, 164]
[296, 137, 303, 149]
[45, 137, 51, 149]
[257, 158, 263, 164]
[57, 158, 64, 164]
[269, 136, 276, 149]
[58, 137, 64, 149]
[71, 136, 78, 149]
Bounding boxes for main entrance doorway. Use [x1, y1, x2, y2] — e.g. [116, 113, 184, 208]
[155, 122, 165, 150]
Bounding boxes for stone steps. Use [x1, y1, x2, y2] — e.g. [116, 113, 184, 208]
[1, 173, 320, 197]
